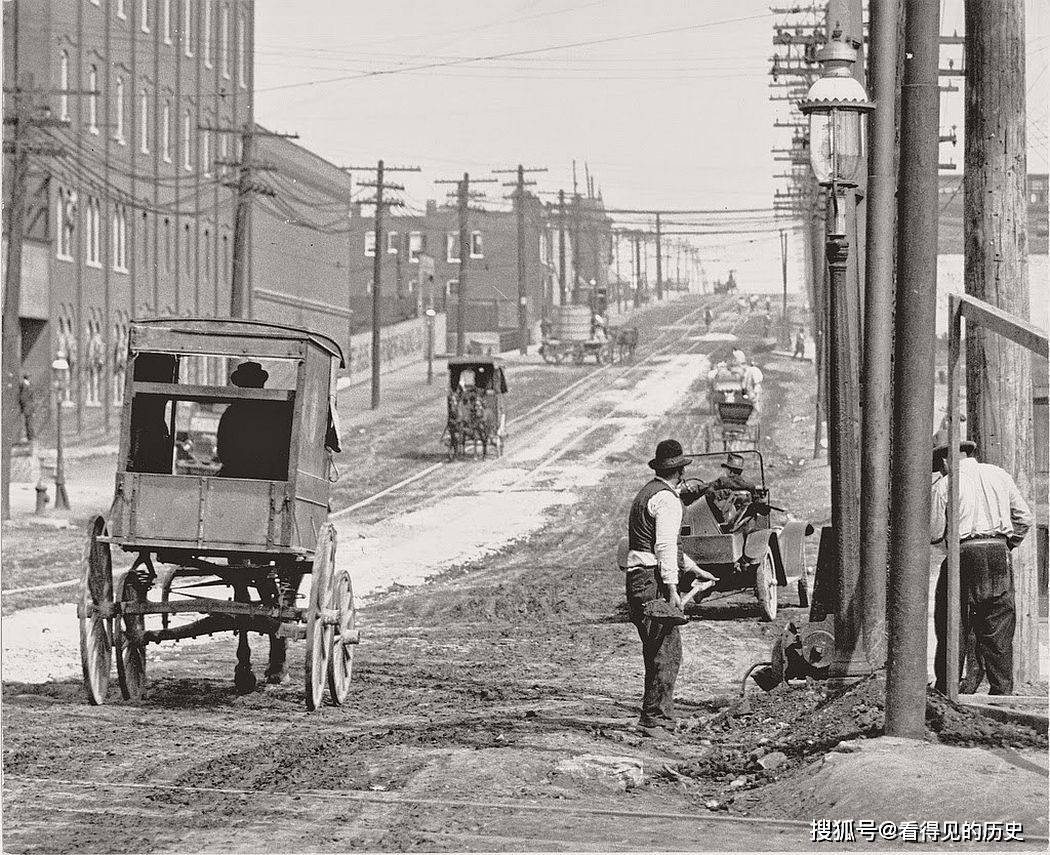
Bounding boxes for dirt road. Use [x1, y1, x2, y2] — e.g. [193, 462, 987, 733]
[7, 294, 1040, 852]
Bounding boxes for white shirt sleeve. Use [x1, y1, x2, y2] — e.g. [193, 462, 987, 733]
[649, 489, 683, 586]
[930, 475, 948, 544]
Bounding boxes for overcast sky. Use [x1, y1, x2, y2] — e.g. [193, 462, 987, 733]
[253, 1, 1049, 292]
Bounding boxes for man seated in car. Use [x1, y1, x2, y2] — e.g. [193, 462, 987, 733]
[216, 361, 291, 480]
[701, 452, 763, 528]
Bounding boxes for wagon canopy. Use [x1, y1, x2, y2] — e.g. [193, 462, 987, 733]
[132, 317, 345, 367]
[448, 356, 507, 393]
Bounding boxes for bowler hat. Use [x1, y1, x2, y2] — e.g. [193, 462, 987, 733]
[932, 440, 977, 472]
[648, 439, 692, 471]
[721, 452, 746, 473]
[230, 360, 269, 388]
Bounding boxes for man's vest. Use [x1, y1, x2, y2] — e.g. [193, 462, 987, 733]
[628, 478, 676, 554]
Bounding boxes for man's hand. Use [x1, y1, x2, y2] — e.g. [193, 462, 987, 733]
[666, 588, 683, 611]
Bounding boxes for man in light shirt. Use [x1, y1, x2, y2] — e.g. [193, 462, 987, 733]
[623, 439, 695, 736]
[930, 440, 1033, 695]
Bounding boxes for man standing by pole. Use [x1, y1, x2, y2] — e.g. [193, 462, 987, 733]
[885, 0, 941, 738]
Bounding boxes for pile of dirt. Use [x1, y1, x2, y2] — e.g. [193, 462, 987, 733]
[661, 673, 1047, 805]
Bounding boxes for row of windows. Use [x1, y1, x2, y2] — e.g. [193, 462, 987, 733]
[55, 185, 230, 279]
[363, 230, 484, 262]
[85, 0, 248, 85]
[60, 52, 237, 173]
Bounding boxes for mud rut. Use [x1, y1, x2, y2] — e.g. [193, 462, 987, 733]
[3, 295, 828, 853]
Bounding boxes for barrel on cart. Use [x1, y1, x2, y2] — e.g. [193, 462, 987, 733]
[77, 318, 359, 711]
[539, 305, 614, 365]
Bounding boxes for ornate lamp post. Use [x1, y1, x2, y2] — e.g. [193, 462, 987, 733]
[800, 33, 874, 680]
[51, 355, 71, 511]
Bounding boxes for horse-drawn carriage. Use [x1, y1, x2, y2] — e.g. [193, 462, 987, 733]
[704, 364, 761, 452]
[77, 318, 358, 711]
[445, 356, 507, 460]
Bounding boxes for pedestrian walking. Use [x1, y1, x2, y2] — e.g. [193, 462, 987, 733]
[704, 307, 713, 332]
[793, 327, 806, 360]
[17, 374, 37, 443]
[930, 440, 1033, 695]
[623, 439, 692, 737]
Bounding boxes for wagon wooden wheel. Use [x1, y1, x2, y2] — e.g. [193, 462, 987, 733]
[114, 572, 148, 701]
[754, 546, 778, 622]
[327, 566, 356, 706]
[79, 515, 114, 705]
[304, 523, 336, 710]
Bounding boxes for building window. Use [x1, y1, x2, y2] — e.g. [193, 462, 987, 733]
[88, 65, 99, 133]
[182, 109, 192, 171]
[141, 211, 149, 267]
[117, 0, 126, 19]
[59, 51, 70, 121]
[139, 89, 149, 153]
[203, 0, 213, 67]
[183, 0, 194, 57]
[364, 231, 376, 257]
[220, 4, 230, 77]
[237, 12, 246, 87]
[56, 187, 75, 261]
[409, 231, 423, 262]
[140, 0, 150, 32]
[218, 131, 228, 165]
[163, 217, 172, 272]
[470, 230, 483, 258]
[387, 231, 398, 254]
[114, 77, 126, 143]
[446, 232, 460, 263]
[447, 279, 459, 297]
[86, 196, 101, 266]
[85, 315, 103, 407]
[184, 223, 192, 273]
[112, 205, 128, 272]
[201, 130, 211, 175]
[162, 99, 171, 161]
[163, 0, 172, 43]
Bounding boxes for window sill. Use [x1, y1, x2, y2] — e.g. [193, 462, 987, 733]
[86, 261, 103, 269]
[114, 267, 129, 275]
[56, 253, 74, 263]
[89, 127, 100, 136]
[163, 155, 172, 163]
[142, 25, 150, 34]
[470, 254, 484, 260]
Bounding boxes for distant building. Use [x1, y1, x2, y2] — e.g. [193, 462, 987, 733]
[3, 0, 255, 431]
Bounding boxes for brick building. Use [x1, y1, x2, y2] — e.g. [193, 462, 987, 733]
[345, 192, 615, 351]
[3, 0, 254, 434]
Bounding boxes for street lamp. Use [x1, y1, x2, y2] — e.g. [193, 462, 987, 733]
[51, 355, 70, 511]
[424, 307, 436, 386]
[799, 32, 873, 682]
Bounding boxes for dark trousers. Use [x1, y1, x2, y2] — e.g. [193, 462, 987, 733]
[934, 537, 1016, 695]
[625, 568, 682, 725]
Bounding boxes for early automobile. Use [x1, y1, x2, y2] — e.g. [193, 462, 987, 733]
[445, 356, 507, 459]
[677, 451, 812, 620]
[616, 450, 812, 622]
[78, 318, 358, 711]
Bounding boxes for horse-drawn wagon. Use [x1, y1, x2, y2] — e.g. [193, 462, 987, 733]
[77, 318, 358, 711]
[704, 364, 761, 452]
[445, 356, 507, 460]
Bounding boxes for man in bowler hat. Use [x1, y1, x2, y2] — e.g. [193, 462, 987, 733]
[622, 439, 695, 736]
[216, 361, 292, 481]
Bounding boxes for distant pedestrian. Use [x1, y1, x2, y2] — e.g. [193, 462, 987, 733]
[748, 294, 759, 313]
[704, 307, 713, 332]
[736, 297, 747, 316]
[930, 441, 1032, 696]
[17, 374, 37, 443]
[793, 328, 806, 360]
[765, 297, 772, 315]
[762, 312, 773, 338]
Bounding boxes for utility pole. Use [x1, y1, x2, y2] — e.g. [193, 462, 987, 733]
[885, 0, 941, 739]
[557, 190, 568, 305]
[859, 0, 902, 671]
[349, 160, 421, 408]
[633, 232, 642, 304]
[435, 172, 497, 355]
[494, 164, 547, 355]
[571, 192, 581, 304]
[2, 74, 68, 520]
[2, 77, 32, 522]
[654, 213, 663, 301]
[613, 231, 622, 313]
[963, 0, 1037, 684]
[779, 228, 789, 344]
[211, 123, 300, 319]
